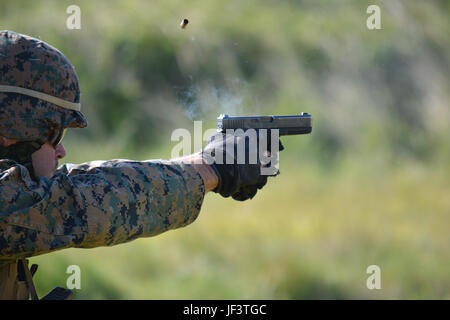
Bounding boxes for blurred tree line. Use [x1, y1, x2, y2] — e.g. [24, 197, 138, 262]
[1, 0, 449, 164]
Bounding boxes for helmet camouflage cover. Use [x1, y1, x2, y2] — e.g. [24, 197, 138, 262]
[0, 30, 87, 143]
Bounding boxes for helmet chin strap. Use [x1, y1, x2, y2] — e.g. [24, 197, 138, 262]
[0, 140, 44, 179]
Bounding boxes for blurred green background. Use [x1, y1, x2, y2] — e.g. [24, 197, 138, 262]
[1, 0, 449, 299]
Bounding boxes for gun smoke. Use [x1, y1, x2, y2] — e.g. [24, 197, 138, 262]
[176, 78, 254, 120]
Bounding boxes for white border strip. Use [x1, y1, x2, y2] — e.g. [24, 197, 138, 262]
[0, 85, 80, 111]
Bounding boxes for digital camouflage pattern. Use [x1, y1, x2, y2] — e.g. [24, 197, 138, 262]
[0, 159, 205, 267]
[0, 30, 87, 142]
[0, 31, 206, 270]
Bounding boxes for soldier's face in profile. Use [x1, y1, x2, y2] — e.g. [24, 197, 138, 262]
[32, 142, 66, 179]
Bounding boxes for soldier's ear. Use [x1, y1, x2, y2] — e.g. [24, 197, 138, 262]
[0, 136, 18, 147]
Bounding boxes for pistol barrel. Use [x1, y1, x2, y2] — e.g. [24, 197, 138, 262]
[217, 113, 312, 135]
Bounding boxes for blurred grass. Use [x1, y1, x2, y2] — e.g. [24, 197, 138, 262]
[1, 0, 449, 299]
[30, 143, 450, 299]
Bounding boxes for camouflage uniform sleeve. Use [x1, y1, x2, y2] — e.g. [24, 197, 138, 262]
[0, 159, 205, 261]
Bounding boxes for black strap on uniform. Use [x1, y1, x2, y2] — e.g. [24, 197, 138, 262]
[17, 259, 74, 300]
[18, 259, 39, 300]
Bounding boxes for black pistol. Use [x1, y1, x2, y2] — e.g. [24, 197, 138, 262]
[217, 113, 312, 136]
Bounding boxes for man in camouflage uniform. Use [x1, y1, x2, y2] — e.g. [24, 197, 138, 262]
[0, 31, 277, 299]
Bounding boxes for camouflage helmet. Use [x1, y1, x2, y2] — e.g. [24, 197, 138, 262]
[0, 30, 87, 143]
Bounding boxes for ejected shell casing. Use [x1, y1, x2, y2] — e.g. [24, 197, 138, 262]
[180, 18, 189, 29]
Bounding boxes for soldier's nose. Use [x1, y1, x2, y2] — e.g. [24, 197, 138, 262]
[56, 143, 67, 160]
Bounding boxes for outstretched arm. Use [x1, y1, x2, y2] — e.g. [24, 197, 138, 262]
[0, 157, 211, 262]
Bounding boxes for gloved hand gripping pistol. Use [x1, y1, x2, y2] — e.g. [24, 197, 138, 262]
[205, 113, 312, 201]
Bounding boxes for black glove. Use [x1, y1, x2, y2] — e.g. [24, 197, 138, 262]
[201, 132, 283, 201]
